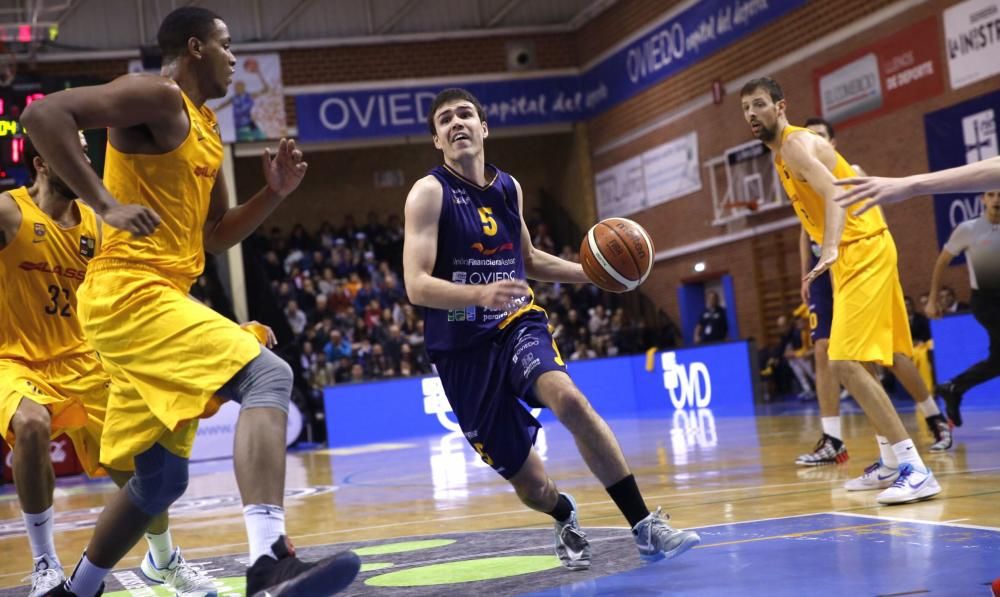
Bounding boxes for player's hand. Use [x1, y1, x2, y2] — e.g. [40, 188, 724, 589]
[800, 278, 811, 304]
[263, 138, 308, 198]
[477, 279, 531, 311]
[924, 302, 941, 320]
[804, 249, 837, 285]
[834, 176, 915, 215]
[102, 203, 161, 236]
[241, 321, 278, 348]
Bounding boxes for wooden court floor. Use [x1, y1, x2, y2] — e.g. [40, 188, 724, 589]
[1, 400, 998, 594]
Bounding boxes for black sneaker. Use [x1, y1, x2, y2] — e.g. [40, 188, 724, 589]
[935, 383, 964, 427]
[795, 433, 848, 466]
[926, 414, 953, 452]
[42, 581, 104, 596]
[246, 536, 360, 597]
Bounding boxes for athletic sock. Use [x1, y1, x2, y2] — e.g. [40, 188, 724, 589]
[243, 504, 286, 565]
[877, 435, 899, 468]
[23, 506, 59, 565]
[892, 439, 925, 470]
[65, 554, 110, 597]
[144, 529, 174, 568]
[606, 474, 650, 529]
[917, 396, 941, 418]
[546, 493, 574, 523]
[821, 416, 842, 441]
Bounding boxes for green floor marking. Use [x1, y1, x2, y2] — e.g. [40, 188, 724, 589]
[365, 555, 561, 587]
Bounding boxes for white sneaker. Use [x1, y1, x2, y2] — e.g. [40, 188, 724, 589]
[632, 507, 701, 562]
[140, 548, 218, 596]
[844, 460, 899, 491]
[26, 554, 64, 597]
[553, 493, 591, 570]
[876, 463, 942, 505]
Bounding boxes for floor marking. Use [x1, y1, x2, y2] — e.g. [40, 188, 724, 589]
[828, 512, 1000, 532]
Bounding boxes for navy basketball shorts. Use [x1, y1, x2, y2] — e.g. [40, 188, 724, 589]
[429, 312, 567, 480]
[809, 269, 834, 343]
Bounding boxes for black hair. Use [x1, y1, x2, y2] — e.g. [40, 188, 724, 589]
[804, 116, 835, 139]
[740, 77, 784, 102]
[427, 88, 487, 135]
[157, 6, 223, 60]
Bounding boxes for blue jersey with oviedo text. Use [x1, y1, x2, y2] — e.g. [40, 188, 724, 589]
[424, 163, 533, 352]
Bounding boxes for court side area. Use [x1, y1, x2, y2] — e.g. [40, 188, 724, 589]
[0, 396, 996, 596]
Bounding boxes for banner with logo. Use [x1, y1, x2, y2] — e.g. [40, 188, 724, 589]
[812, 17, 944, 128]
[190, 401, 303, 462]
[595, 131, 701, 219]
[944, 0, 1000, 90]
[324, 340, 758, 447]
[924, 89, 1000, 256]
[581, 0, 807, 117]
[295, 74, 583, 142]
[206, 53, 288, 143]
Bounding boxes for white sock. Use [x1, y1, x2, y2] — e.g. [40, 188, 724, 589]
[917, 397, 941, 418]
[821, 417, 842, 441]
[243, 504, 286, 565]
[23, 506, 59, 564]
[891, 438, 925, 470]
[877, 435, 899, 468]
[65, 554, 110, 597]
[145, 530, 175, 568]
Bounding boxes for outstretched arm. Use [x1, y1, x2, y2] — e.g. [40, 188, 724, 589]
[835, 157, 1000, 214]
[403, 176, 528, 310]
[514, 178, 589, 284]
[203, 139, 307, 253]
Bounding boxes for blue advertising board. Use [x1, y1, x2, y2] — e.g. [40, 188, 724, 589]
[295, 0, 807, 142]
[924, 89, 1000, 261]
[324, 340, 758, 447]
[930, 313, 999, 405]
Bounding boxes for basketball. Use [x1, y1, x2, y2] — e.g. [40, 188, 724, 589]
[579, 217, 654, 293]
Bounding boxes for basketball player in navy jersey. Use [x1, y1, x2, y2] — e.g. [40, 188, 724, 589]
[403, 88, 700, 570]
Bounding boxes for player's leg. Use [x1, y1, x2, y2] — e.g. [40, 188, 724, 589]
[9, 398, 64, 595]
[217, 347, 360, 596]
[532, 370, 700, 561]
[937, 290, 1000, 426]
[889, 353, 952, 451]
[796, 339, 849, 466]
[105, 469, 216, 596]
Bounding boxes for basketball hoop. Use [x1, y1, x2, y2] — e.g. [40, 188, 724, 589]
[0, 41, 16, 88]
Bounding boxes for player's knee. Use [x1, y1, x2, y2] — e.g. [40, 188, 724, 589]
[234, 348, 293, 413]
[828, 360, 857, 381]
[552, 387, 591, 425]
[11, 404, 51, 445]
[125, 444, 189, 516]
[515, 478, 554, 509]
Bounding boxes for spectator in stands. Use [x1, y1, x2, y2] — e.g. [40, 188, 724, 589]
[350, 363, 366, 383]
[324, 329, 351, 362]
[570, 339, 597, 361]
[285, 300, 308, 336]
[937, 285, 969, 314]
[694, 291, 728, 344]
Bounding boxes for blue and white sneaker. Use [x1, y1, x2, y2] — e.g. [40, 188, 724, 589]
[632, 507, 700, 562]
[876, 463, 941, 505]
[553, 493, 591, 570]
[140, 548, 218, 596]
[844, 460, 899, 491]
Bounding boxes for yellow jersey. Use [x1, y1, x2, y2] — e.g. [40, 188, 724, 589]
[774, 125, 886, 245]
[97, 89, 222, 289]
[0, 186, 100, 361]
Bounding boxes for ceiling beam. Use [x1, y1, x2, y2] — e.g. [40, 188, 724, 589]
[269, 0, 319, 41]
[486, 0, 526, 28]
[54, 0, 86, 27]
[377, 0, 420, 34]
[365, 0, 374, 35]
[568, 0, 617, 29]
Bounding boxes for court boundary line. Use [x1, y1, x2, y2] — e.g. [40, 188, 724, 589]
[826, 511, 1000, 533]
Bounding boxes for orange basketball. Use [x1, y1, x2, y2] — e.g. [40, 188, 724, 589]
[579, 218, 655, 293]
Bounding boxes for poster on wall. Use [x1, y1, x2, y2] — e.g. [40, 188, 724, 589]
[594, 131, 700, 220]
[207, 53, 287, 143]
[924, 89, 1000, 258]
[812, 17, 943, 128]
[943, 0, 1000, 90]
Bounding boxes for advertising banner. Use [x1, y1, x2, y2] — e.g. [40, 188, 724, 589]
[207, 53, 288, 143]
[943, 0, 1000, 89]
[813, 17, 944, 128]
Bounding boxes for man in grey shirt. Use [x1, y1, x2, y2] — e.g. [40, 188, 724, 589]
[927, 190, 1000, 425]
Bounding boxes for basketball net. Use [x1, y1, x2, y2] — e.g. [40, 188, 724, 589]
[0, 40, 16, 87]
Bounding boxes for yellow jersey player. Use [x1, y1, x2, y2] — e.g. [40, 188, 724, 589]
[1, 134, 217, 596]
[740, 77, 940, 504]
[22, 7, 359, 597]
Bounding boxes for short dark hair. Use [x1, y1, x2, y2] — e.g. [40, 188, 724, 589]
[157, 7, 223, 61]
[804, 117, 835, 139]
[21, 133, 40, 182]
[427, 88, 487, 135]
[740, 77, 784, 102]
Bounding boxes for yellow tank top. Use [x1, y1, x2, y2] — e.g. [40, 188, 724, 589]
[0, 187, 100, 361]
[774, 125, 887, 244]
[97, 89, 223, 289]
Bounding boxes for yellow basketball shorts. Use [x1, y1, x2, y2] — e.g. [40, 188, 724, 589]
[78, 265, 261, 471]
[829, 230, 914, 366]
[0, 353, 109, 477]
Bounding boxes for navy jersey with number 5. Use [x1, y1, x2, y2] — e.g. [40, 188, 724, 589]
[424, 163, 540, 352]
